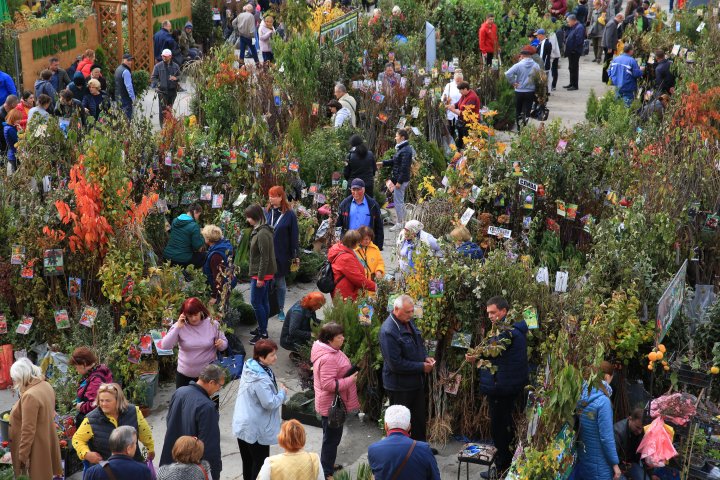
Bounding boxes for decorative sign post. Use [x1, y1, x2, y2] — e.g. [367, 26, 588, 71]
[656, 259, 688, 343]
[318, 10, 359, 45]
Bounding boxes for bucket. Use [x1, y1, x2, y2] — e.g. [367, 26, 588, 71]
[0, 409, 10, 442]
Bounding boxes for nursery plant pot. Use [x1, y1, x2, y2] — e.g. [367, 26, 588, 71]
[281, 404, 323, 428]
[0, 410, 9, 442]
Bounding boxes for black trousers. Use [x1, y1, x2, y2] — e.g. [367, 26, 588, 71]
[602, 48, 613, 83]
[175, 371, 197, 389]
[158, 89, 177, 126]
[320, 416, 344, 478]
[237, 438, 269, 480]
[551, 58, 559, 88]
[514, 91, 536, 124]
[387, 388, 426, 441]
[484, 52, 494, 66]
[488, 392, 522, 472]
[567, 53, 580, 88]
[456, 123, 469, 151]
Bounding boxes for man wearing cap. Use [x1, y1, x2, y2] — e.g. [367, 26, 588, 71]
[151, 49, 181, 126]
[505, 46, 541, 130]
[153, 20, 178, 63]
[337, 178, 384, 250]
[563, 14, 586, 91]
[114, 54, 136, 120]
[180, 22, 201, 61]
[536, 29, 552, 90]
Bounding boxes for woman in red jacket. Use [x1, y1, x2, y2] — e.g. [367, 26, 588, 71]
[327, 230, 376, 300]
[77, 49, 96, 78]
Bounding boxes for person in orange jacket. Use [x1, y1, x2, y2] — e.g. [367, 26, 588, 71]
[478, 14, 499, 66]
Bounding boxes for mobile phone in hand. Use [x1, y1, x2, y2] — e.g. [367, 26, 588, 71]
[344, 365, 359, 377]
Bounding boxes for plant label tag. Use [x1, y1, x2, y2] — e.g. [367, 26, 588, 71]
[212, 7, 221, 20]
[556, 139, 568, 153]
[676, 21, 681, 31]
[411, 106, 420, 118]
[358, 303, 373, 326]
[429, 278, 444, 298]
[11, 245, 25, 265]
[460, 208, 474, 226]
[140, 335, 153, 354]
[16, 316, 33, 335]
[43, 175, 52, 192]
[151, 329, 174, 355]
[567, 204, 578, 220]
[396, 116, 407, 129]
[0, 315, 6, 334]
[536, 267, 549, 285]
[200, 185, 212, 201]
[441, 176, 449, 187]
[68, 277, 82, 298]
[519, 178, 538, 191]
[445, 374, 462, 395]
[233, 193, 247, 207]
[696, 21, 706, 31]
[488, 226, 512, 239]
[212, 194, 224, 208]
[555, 271, 569, 292]
[469, 185, 481, 203]
[556, 200, 566, 217]
[411, 127, 421, 136]
[671, 44, 681, 56]
[523, 307, 539, 329]
[80, 306, 98, 327]
[54, 309, 70, 329]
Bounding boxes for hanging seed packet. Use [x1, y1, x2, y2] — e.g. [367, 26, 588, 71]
[212, 194, 224, 209]
[377, 112, 388, 124]
[414, 300, 424, 319]
[16, 316, 33, 335]
[68, 277, 82, 298]
[411, 106, 420, 118]
[556, 139, 568, 153]
[419, 88, 427, 98]
[55, 309, 70, 329]
[566, 204, 578, 220]
[704, 214, 720, 232]
[469, 185, 481, 203]
[11, 245, 25, 265]
[43, 249, 64, 276]
[460, 208, 475, 226]
[424, 339, 437, 356]
[289, 160, 299, 172]
[164, 152, 173, 166]
[79, 306, 98, 327]
[127, 345, 141, 364]
[200, 185, 212, 201]
[429, 278, 444, 298]
[555, 271, 569, 293]
[140, 335, 153, 354]
[273, 87, 282, 106]
[358, 303, 373, 326]
[556, 200, 566, 217]
[0, 315, 6, 334]
[512, 161, 523, 177]
[523, 216, 532, 229]
[441, 60, 449, 72]
[445, 374, 462, 395]
[156, 198, 168, 213]
[536, 267, 550, 285]
[396, 117, 407, 129]
[229, 149, 237, 168]
[238, 145, 249, 159]
[523, 193, 535, 210]
[523, 307, 539, 329]
[372, 92, 385, 103]
[311, 103, 319, 116]
[451, 332, 472, 349]
[21, 261, 34, 279]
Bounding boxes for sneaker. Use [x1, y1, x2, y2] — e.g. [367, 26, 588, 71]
[278, 312, 285, 322]
[249, 328, 259, 336]
[249, 333, 268, 345]
[389, 224, 403, 232]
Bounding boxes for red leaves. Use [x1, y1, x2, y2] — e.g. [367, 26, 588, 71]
[672, 82, 720, 140]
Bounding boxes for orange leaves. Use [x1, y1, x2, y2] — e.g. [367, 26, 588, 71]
[125, 192, 160, 226]
[672, 83, 720, 140]
[43, 226, 66, 242]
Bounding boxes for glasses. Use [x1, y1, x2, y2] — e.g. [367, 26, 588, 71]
[98, 384, 118, 393]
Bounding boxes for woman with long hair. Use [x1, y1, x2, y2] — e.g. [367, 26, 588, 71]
[159, 297, 228, 389]
[266, 186, 299, 322]
[246, 204, 277, 344]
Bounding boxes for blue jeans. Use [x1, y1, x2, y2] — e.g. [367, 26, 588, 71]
[250, 278, 270, 334]
[617, 89, 635, 107]
[393, 181, 409, 224]
[274, 275, 287, 315]
[237, 35, 259, 63]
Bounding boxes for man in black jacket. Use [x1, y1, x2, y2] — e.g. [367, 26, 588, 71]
[151, 49, 181, 126]
[653, 49, 675, 95]
[602, 13, 624, 82]
[563, 14, 586, 91]
[536, 29, 552, 93]
[382, 128, 414, 232]
[159, 365, 224, 480]
[614, 408, 646, 479]
[337, 178, 384, 250]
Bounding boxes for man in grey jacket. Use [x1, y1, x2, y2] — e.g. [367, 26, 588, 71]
[151, 49, 181, 126]
[601, 13, 624, 82]
[505, 46, 541, 130]
[233, 3, 259, 64]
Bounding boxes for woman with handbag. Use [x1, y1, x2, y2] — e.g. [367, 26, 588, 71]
[266, 186, 299, 323]
[311, 323, 360, 480]
[233, 339, 288, 480]
[159, 297, 228, 389]
[157, 436, 213, 480]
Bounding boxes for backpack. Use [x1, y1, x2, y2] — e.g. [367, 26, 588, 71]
[316, 252, 347, 294]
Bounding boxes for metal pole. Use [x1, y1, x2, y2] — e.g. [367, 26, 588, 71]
[13, 31, 22, 91]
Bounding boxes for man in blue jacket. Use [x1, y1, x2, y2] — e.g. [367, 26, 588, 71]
[84, 426, 152, 480]
[337, 178, 384, 250]
[160, 365, 225, 480]
[466, 296, 529, 477]
[609, 44, 645, 106]
[379, 294, 435, 443]
[368, 405, 441, 480]
[0, 69, 17, 106]
[153, 20, 178, 62]
[563, 14, 586, 91]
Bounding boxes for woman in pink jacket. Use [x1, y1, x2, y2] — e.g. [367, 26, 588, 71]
[310, 323, 360, 480]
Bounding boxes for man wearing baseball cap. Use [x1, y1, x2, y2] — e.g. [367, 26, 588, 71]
[180, 22, 201, 61]
[336, 178, 384, 250]
[114, 54, 136, 120]
[150, 49, 180, 126]
[505, 46, 541, 130]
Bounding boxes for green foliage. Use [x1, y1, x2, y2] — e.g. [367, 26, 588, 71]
[132, 70, 151, 99]
[298, 125, 353, 185]
[585, 89, 627, 125]
[273, 32, 323, 123]
[191, 0, 214, 47]
[434, 0, 502, 60]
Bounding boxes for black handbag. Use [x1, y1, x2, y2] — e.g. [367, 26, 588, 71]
[327, 379, 347, 428]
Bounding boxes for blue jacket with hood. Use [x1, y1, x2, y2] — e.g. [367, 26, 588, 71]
[163, 213, 206, 264]
[232, 358, 286, 445]
[478, 320, 529, 396]
[574, 383, 619, 480]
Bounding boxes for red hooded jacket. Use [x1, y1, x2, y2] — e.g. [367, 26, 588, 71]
[478, 20, 498, 54]
[327, 243, 376, 300]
